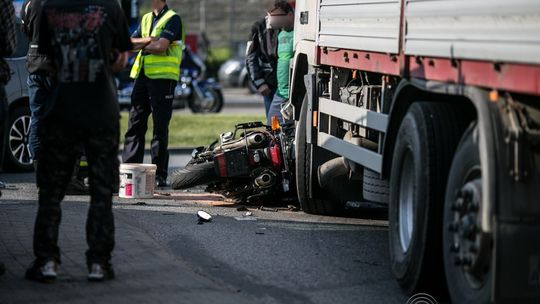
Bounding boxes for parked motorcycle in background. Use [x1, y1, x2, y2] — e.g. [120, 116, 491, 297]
[117, 46, 224, 113]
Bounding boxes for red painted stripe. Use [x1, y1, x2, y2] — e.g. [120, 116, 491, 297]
[319, 48, 401, 76]
[318, 47, 540, 96]
[408, 56, 540, 96]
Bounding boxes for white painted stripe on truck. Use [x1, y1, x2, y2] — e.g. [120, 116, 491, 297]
[319, 97, 388, 132]
[318, 132, 383, 173]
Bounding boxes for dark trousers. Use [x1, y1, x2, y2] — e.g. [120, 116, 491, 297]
[33, 121, 119, 265]
[27, 74, 53, 160]
[122, 72, 175, 178]
[0, 85, 7, 168]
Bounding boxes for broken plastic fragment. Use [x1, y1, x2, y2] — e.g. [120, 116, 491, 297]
[197, 210, 212, 222]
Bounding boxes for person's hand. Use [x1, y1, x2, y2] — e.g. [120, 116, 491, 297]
[258, 84, 272, 96]
[111, 50, 128, 72]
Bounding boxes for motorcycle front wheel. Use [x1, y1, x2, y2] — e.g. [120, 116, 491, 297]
[189, 87, 224, 113]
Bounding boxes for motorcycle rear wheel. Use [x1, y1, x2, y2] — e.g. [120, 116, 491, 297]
[169, 161, 219, 189]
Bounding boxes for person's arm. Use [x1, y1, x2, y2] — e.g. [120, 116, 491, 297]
[246, 21, 271, 96]
[131, 37, 153, 51]
[112, 3, 134, 71]
[20, 0, 32, 38]
[142, 38, 170, 54]
[129, 23, 152, 51]
[142, 14, 182, 54]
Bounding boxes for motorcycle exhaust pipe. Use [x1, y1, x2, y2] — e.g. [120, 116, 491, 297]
[254, 170, 276, 189]
[219, 132, 268, 151]
[318, 157, 351, 188]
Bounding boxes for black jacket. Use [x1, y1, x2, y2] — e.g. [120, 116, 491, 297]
[21, 0, 53, 74]
[245, 17, 279, 90]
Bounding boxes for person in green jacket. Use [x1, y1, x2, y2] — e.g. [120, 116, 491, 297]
[266, 1, 294, 125]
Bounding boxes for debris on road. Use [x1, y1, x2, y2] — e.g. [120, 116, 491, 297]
[259, 206, 278, 212]
[245, 212, 253, 217]
[287, 205, 299, 211]
[133, 202, 147, 206]
[234, 216, 257, 221]
[156, 192, 171, 196]
[197, 210, 212, 224]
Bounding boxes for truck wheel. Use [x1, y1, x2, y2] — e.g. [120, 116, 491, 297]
[443, 125, 492, 304]
[295, 95, 341, 215]
[363, 168, 389, 204]
[389, 102, 467, 294]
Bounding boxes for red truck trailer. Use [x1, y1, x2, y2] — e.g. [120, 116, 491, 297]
[289, 0, 540, 302]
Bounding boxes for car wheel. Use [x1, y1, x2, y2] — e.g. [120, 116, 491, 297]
[4, 106, 34, 171]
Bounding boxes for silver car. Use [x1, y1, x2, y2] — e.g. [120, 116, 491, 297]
[3, 20, 32, 171]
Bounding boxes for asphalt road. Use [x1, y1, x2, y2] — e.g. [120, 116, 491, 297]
[0, 155, 416, 303]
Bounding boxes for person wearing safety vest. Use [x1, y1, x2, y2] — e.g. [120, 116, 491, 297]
[122, 0, 184, 187]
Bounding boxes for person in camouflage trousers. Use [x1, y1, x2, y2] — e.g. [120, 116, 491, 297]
[32, 123, 119, 272]
[25, 0, 133, 283]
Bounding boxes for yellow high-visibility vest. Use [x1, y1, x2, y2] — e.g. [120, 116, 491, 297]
[130, 10, 184, 81]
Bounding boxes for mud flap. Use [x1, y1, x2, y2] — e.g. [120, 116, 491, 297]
[495, 221, 540, 303]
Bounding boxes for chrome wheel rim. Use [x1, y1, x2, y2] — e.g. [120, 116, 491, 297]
[9, 115, 32, 166]
[398, 149, 415, 253]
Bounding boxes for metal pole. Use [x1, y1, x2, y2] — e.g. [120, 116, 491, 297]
[229, 0, 236, 53]
[199, 0, 206, 32]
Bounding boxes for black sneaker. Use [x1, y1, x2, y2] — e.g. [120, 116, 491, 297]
[25, 259, 58, 283]
[156, 176, 168, 188]
[87, 262, 115, 282]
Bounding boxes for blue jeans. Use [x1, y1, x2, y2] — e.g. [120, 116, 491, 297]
[262, 90, 275, 120]
[27, 74, 53, 160]
[267, 94, 286, 125]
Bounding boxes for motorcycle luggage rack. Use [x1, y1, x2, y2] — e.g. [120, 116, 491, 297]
[233, 121, 267, 138]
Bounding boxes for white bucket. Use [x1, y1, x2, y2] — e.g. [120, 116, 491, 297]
[119, 164, 157, 199]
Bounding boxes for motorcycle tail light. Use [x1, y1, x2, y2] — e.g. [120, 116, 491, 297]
[269, 143, 282, 169]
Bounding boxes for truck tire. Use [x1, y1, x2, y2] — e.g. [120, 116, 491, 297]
[388, 102, 468, 294]
[443, 125, 492, 304]
[295, 95, 341, 215]
[363, 168, 389, 204]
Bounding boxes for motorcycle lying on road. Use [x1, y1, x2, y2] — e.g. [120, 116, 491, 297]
[117, 47, 224, 113]
[169, 121, 296, 204]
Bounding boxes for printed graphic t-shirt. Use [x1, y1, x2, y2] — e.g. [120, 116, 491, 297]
[276, 30, 294, 99]
[38, 0, 133, 128]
